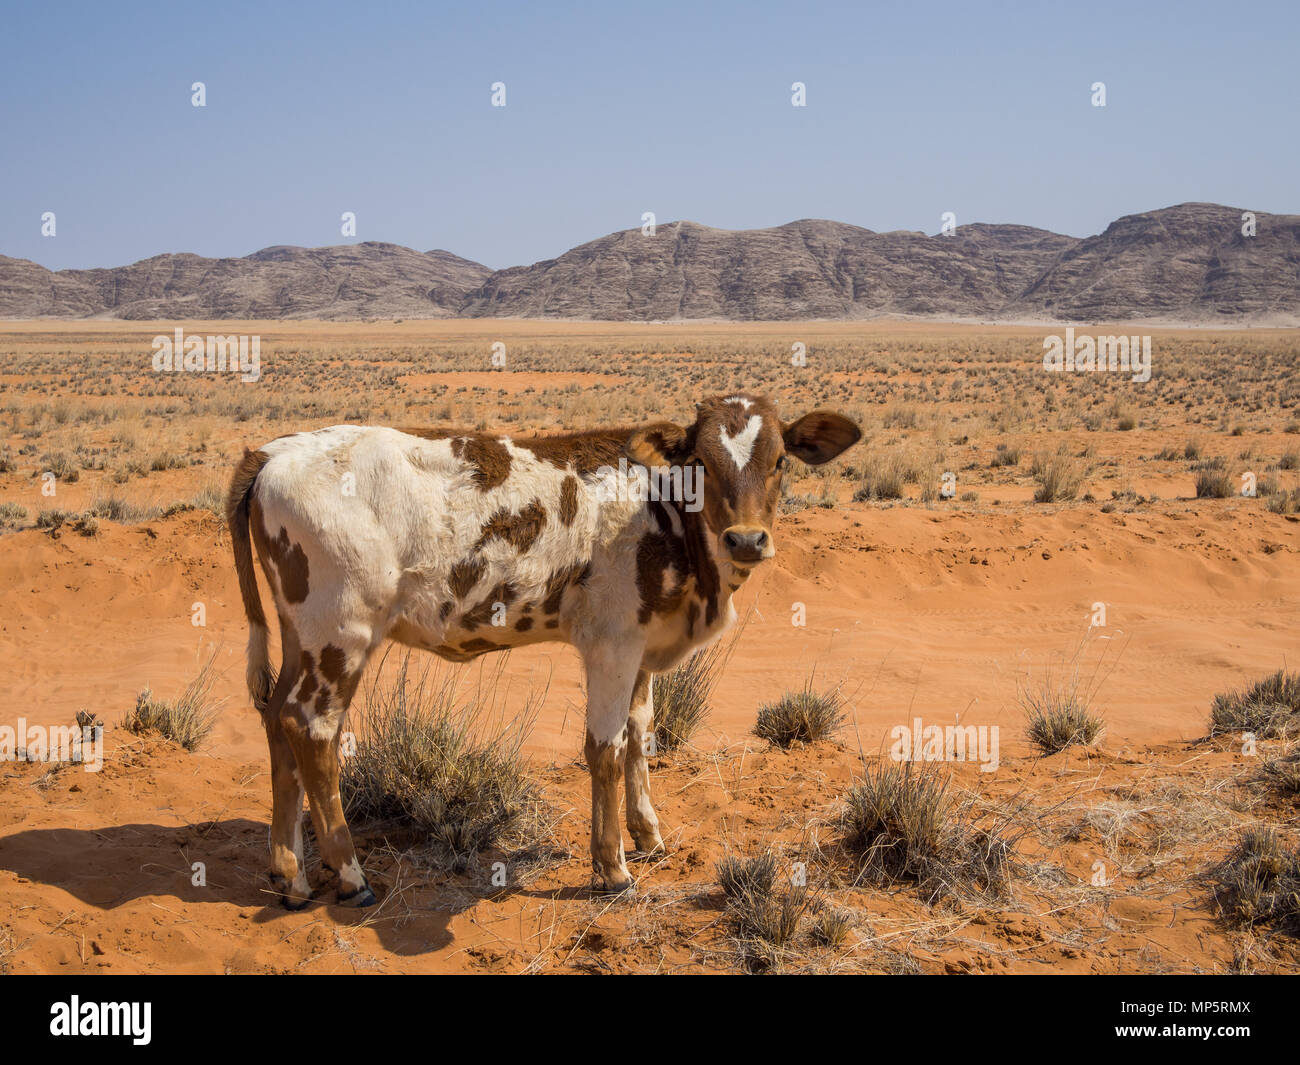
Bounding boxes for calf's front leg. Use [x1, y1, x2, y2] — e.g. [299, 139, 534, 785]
[581, 638, 644, 894]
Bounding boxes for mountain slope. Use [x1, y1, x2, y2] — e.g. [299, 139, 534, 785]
[1018, 203, 1300, 320]
[2, 204, 1296, 322]
[0, 243, 491, 320]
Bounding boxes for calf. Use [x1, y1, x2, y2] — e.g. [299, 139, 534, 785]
[227, 392, 860, 906]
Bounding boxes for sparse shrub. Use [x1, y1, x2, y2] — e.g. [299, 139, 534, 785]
[1023, 679, 1105, 754]
[35, 508, 72, 531]
[1266, 488, 1300, 515]
[837, 761, 1015, 902]
[149, 450, 187, 472]
[781, 485, 837, 512]
[184, 481, 226, 523]
[809, 905, 851, 948]
[1210, 670, 1300, 740]
[754, 683, 845, 747]
[717, 850, 811, 969]
[1195, 467, 1233, 498]
[122, 653, 221, 751]
[339, 652, 543, 867]
[1031, 449, 1086, 503]
[653, 633, 734, 752]
[854, 452, 907, 501]
[35, 508, 99, 537]
[1261, 753, 1300, 795]
[91, 496, 161, 523]
[0, 501, 26, 527]
[41, 451, 79, 483]
[1279, 449, 1299, 471]
[1209, 829, 1300, 933]
[718, 851, 778, 900]
[990, 443, 1021, 468]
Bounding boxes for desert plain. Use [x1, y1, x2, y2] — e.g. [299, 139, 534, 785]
[1, 318, 1298, 974]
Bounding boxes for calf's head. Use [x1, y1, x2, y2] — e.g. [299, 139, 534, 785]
[627, 393, 861, 566]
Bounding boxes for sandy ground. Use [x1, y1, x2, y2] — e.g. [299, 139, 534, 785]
[2, 320, 1298, 973]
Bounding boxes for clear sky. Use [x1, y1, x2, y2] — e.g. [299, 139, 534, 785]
[2, 0, 1296, 270]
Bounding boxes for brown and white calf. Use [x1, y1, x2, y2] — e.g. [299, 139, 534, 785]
[227, 393, 860, 906]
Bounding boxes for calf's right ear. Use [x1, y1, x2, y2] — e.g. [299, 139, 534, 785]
[783, 410, 862, 465]
[626, 422, 693, 468]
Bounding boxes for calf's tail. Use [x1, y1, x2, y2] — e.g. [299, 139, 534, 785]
[226, 448, 275, 714]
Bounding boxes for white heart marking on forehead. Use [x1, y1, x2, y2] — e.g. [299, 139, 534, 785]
[719, 414, 764, 471]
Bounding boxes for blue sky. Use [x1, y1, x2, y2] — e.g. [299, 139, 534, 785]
[2, 0, 1296, 270]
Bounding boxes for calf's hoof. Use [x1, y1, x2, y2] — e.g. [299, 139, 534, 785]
[629, 833, 666, 859]
[271, 874, 312, 911]
[591, 865, 636, 897]
[337, 880, 378, 908]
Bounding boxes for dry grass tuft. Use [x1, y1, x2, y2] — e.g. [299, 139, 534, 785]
[836, 760, 1017, 903]
[754, 682, 845, 748]
[652, 634, 735, 753]
[1021, 641, 1111, 754]
[1210, 670, 1300, 740]
[1208, 829, 1300, 934]
[339, 650, 546, 870]
[716, 850, 814, 971]
[1023, 684, 1106, 754]
[1261, 751, 1300, 796]
[1195, 467, 1234, 498]
[1031, 448, 1087, 503]
[122, 651, 222, 751]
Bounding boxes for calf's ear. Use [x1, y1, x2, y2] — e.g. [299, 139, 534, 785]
[783, 410, 862, 465]
[626, 422, 693, 468]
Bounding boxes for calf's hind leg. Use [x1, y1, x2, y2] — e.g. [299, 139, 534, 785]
[624, 670, 664, 855]
[262, 624, 311, 909]
[279, 637, 376, 907]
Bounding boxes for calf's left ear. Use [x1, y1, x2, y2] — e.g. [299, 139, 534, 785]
[782, 410, 862, 465]
[627, 421, 694, 468]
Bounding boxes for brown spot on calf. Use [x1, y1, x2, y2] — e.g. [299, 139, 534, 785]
[320, 644, 347, 684]
[461, 582, 518, 630]
[252, 507, 311, 604]
[475, 500, 548, 554]
[449, 558, 484, 601]
[542, 562, 589, 616]
[451, 434, 512, 491]
[559, 475, 580, 526]
[517, 429, 629, 475]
